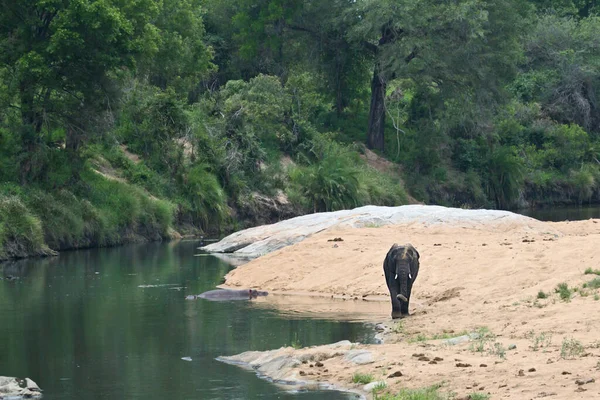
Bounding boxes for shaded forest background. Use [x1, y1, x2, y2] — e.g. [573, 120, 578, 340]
[1, 0, 599, 259]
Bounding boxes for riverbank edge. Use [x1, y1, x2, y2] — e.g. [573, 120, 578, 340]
[216, 354, 368, 400]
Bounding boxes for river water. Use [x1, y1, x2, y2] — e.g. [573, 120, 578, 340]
[0, 241, 371, 399]
[519, 205, 600, 222]
[2, 205, 599, 399]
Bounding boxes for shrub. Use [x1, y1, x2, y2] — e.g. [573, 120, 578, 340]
[0, 195, 48, 259]
[555, 283, 572, 302]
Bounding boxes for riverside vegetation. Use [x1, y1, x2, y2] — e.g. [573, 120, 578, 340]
[1, 0, 600, 260]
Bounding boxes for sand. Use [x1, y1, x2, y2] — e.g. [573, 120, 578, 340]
[220, 218, 600, 399]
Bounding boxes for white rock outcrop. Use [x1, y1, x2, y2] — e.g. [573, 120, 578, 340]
[201, 205, 545, 258]
[0, 376, 42, 399]
[217, 341, 370, 397]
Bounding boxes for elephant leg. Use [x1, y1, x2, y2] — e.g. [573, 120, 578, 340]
[400, 281, 414, 316]
[388, 282, 403, 319]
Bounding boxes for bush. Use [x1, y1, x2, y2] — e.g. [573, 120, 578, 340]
[0, 195, 48, 259]
[288, 136, 363, 212]
[182, 164, 228, 228]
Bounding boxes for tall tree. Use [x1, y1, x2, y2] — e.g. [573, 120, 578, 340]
[0, 0, 158, 182]
[351, 0, 530, 151]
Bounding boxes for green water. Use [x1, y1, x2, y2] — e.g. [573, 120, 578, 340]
[0, 241, 371, 399]
[519, 205, 600, 222]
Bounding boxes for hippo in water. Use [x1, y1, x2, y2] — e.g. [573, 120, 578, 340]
[186, 289, 268, 301]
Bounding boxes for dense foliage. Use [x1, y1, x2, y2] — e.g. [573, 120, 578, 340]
[1, 0, 599, 258]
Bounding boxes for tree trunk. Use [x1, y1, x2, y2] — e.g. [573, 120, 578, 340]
[367, 66, 386, 151]
[19, 83, 42, 184]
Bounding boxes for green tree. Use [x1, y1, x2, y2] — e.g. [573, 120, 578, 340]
[350, 0, 530, 151]
[137, 0, 214, 96]
[0, 0, 159, 183]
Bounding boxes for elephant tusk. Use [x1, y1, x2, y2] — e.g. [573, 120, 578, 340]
[409, 273, 412, 279]
[394, 274, 398, 280]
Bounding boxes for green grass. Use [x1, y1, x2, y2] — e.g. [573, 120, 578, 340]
[537, 290, 548, 299]
[0, 195, 49, 259]
[467, 394, 490, 400]
[561, 337, 584, 359]
[352, 373, 374, 384]
[373, 383, 452, 400]
[584, 278, 600, 289]
[391, 321, 405, 334]
[584, 267, 600, 275]
[555, 283, 572, 302]
[526, 331, 552, 351]
[0, 161, 177, 259]
[408, 331, 469, 343]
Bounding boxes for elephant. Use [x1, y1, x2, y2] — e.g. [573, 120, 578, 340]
[383, 243, 420, 319]
[187, 289, 268, 301]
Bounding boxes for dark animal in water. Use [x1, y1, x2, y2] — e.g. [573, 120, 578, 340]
[383, 243, 420, 319]
[186, 289, 268, 301]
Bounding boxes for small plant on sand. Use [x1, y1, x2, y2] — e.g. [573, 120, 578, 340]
[526, 331, 552, 351]
[371, 381, 387, 395]
[469, 327, 494, 353]
[584, 267, 600, 275]
[392, 321, 405, 334]
[595, 294, 600, 301]
[537, 290, 548, 299]
[585, 278, 600, 289]
[555, 283, 572, 302]
[596, 361, 600, 371]
[352, 372, 374, 384]
[467, 393, 490, 400]
[373, 383, 450, 400]
[488, 342, 507, 359]
[561, 337, 584, 359]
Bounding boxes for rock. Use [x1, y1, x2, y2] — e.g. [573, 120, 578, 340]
[412, 353, 425, 357]
[0, 376, 42, 398]
[363, 381, 385, 392]
[418, 356, 430, 361]
[480, 364, 487, 368]
[181, 357, 192, 361]
[508, 344, 517, 350]
[442, 332, 481, 346]
[518, 369, 525, 376]
[388, 371, 403, 378]
[575, 378, 595, 385]
[344, 350, 375, 365]
[374, 324, 386, 332]
[315, 361, 324, 367]
[434, 357, 444, 362]
[562, 371, 571, 375]
[328, 340, 352, 349]
[200, 205, 549, 258]
[528, 367, 536, 372]
[456, 363, 471, 368]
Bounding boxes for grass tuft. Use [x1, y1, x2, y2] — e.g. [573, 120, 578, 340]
[352, 373, 374, 385]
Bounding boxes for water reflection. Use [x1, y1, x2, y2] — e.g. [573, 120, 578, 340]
[519, 205, 600, 222]
[0, 241, 370, 400]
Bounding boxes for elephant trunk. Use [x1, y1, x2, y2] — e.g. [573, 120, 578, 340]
[395, 260, 410, 303]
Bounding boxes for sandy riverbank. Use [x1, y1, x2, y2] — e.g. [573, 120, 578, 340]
[217, 215, 600, 398]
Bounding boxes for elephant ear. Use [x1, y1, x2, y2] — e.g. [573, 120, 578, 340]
[407, 244, 419, 260]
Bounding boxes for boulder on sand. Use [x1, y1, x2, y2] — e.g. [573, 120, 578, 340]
[0, 376, 42, 398]
[200, 205, 547, 259]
